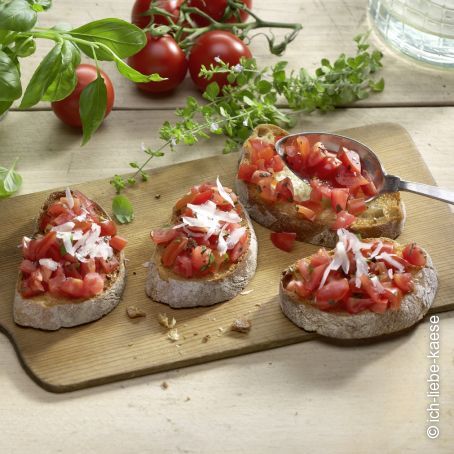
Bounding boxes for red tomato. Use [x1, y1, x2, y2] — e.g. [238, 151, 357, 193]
[97, 256, 120, 274]
[383, 285, 403, 310]
[191, 246, 212, 271]
[189, 0, 252, 26]
[286, 279, 311, 299]
[305, 263, 328, 291]
[83, 272, 105, 296]
[175, 192, 196, 211]
[174, 255, 193, 278]
[20, 259, 37, 275]
[80, 258, 96, 276]
[393, 273, 414, 292]
[250, 170, 272, 184]
[332, 210, 356, 229]
[331, 188, 349, 212]
[151, 228, 178, 244]
[316, 278, 349, 303]
[162, 237, 188, 267]
[402, 243, 426, 266]
[131, 0, 183, 28]
[286, 152, 305, 174]
[335, 167, 368, 188]
[297, 259, 311, 282]
[270, 232, 296, 252]
[60, 277, 85, 298]
[310, 249, 331, 267]
[275, 177, 294, 202]
[270, 155, 284, 172]
[100, 220, 117, 236]
[229, 233, 248, 262]
[347, 197, 367, 216]
[297, 205, 316, 221]
[128, 34, 188, 93]
[315, 156, 342, 179]
[64, 263, 83, 280]
[310, 179, 331, 201]
[338, 147, 361, 174]
[51, 64, 114, 128]
[191, 189, 213, 205]
[307, 142, 326, 168]
[344, 297, 374, 314]
[188, 31, 252, 91]
[257, 177, 277, 203]
[237, 163, 257, 182]
[359, 274, 383, 303]
[110, 235, 128, 252]
[35, 231, 58, 259]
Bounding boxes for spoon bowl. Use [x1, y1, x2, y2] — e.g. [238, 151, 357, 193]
[275, 131, 454, 205]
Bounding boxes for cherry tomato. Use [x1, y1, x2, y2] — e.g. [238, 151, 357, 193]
[189, 0, 252, 26]
[51, 64, 114, 128]
[188, 30, 252, 91]
[270, 232, 296, 252]
[131, 0, 183, 28]
[128, 34, 188, 94]
[402, 243, 426, 267]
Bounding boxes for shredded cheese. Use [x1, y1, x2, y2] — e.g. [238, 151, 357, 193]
[216, 176, 235, 207]
[39, 258, 59, 271]
[65, 187, 74, 209]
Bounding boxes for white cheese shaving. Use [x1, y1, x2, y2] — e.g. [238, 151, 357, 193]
[65, 187, 74, 209]
[216, 176, 235, 207]
[375, 253, 405, 273]
[226, 227, 246, 249]
[39, 258, 59, 271]
[217, 226, 228, 255]
[388, 268, 394, 280]
[369, 241, 383, 259]
[52, 222, 75, 232]
[371, 275, 386, 294]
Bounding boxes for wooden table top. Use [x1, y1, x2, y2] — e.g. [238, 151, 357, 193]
[1, 1, 453, 452]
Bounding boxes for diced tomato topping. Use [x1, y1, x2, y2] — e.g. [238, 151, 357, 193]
[310, 249, 331, 267]
[275, 177, 294, 202]
[370, 300, 389, 313]
[345, 297, 374, 314]
[286, 152, 305, 173]
[402, 243, 426, 267]
[175, 193, 196, 211]
[192, 189, 213, 205]
[80, 258, 96, 276]
[35, 231, 57, 260]
[305, 263, 329, 291]
[230, 233, 248, 263]
[110, 235, 128, 252]
[83, 272, 105, 296]
[316, 278, 349, 303]
[250, 170, 272, 185]
[151, 228, 178, 245]
[20, 259, 37, 275]
[257, 177, 277, 203]
[270, 155, 284, 172]
[316, 156, 342, 180]
[307, 142, 327, 168]
[331, 188, 350, 212]
[335, 167, 368, 188]
[338, 147, 361, 174]
[393, 273, 414, 292]
[310, 179, 331, 201]
[286, 279, 311, 299]
[332, 211, 356, 229]
[60, 277, 85, 298]
[97, 256, 119, 274]
[270, 232, 296, 252]
[237, 163, 257, 182]
[174, 255, 193, 278]
[191, 246, 212, 272]
[64, 263, 83, 280]
[347, 197, 367, 216]
[100, 220, 117, 236]
[359, 274, 383, 304]
[162, 237, 188, 267]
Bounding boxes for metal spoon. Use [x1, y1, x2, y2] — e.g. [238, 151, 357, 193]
[275, 132, 454, 205]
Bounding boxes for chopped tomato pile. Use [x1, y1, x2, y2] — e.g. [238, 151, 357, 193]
[20, 189, 127, 299]
[237, 136, 378, 230]
[151, 178, 249, 278]
[285, 229, 426, 314]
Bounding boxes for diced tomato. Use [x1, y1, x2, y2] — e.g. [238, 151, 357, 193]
[305, 263, 329, 291]
[344, 297, 374, 314]
[307, 142, 326, 168]
[257, 144, 275, 163]
[175, 193, 195, 211]
[310, 249, 331, 267]
[286, 152, 305, 173]
[35, 231, 57, 259]
[315, 156, 342, 180]
[52, 212, 75, 226]
[174, 254, 193, 278]
[64, 263, 83, 280]
[383, 285, 403, 310]
[20, 259, 37, 275]
[347, 197, 367, 216]
[162, 237, 188, 267]
[250, 170, 272, 185]
[47, 202, 67, 217]
[297, 259, 311, 282]
[295, 136, 310, 163]
[100, 220, 117, 236]
[151, 228, 178, 245]
[60, 277, 85, 298]
[21, 277, 45, 298]
[393, 273, 414, 292]
[331, 188, 349, 212]
[299, 200, 323, 214]
[286, 279, 311, 299]
[229, 233, 248, 263]
[46, 243, 62, 262]
[359, 274, 383, 303]
[192, 189, 213, 205]
[39, 213, 52, 232]
[370, 300, 389, 313]
[316, 278, 349, 303]
[191, 246, 212, 271]
[97, 256, 120, 274]
[297, 205, 316, 221]
[40, 265, 53, 283]
[80, 258, 96, 277]
[275, 177, 294, 202]
[237, 163, 257, 182]
[310, 179, 332, 201]
[257, 177, 277, 203]
[110, 235, 127, 252]
[338, 147, 361, 174]
[270, 155, 284, 172]
[335, 167, 368, 188]
[270, 232, 296, 252]
[402, 243, 426, 267]
[83, 272, 105, 297]
[332, 210, 356, 229]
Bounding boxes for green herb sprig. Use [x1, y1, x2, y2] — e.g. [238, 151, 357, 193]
[111, 34, 384, 195]
[0, 0, 164, 144]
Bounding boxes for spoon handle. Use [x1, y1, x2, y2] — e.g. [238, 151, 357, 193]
[398, 179, 454, 205]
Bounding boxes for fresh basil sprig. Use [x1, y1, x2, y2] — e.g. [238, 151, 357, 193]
[0, 158, 22, 198]
[0, 1, 164, 143]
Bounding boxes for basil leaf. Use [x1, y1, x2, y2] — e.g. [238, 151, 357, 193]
[28, 0, 52, 12]
[0, 0, 37, 32]
[0, 50, 22, 101]
[0, 29, 17, 45]
[112, 194, 134, 224]
[0, 158, 22, 198]
[79, 73, 107, 145]
[20, 42, 62, 108]
[42, 41, 80, 101]
[14, 36, 36, 57]
[0, 100, 13, 115]
[70, 18, 146, 61]
[114, 56, 164, 83]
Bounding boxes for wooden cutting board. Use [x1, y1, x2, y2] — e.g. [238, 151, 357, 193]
[1, 123, 453, 393]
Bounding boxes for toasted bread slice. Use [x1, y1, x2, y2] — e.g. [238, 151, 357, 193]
[279, 239, 437, 339]
[146, 187, 257, 308]
[14, 191, 126, 330]
[236, 124, 406, 248]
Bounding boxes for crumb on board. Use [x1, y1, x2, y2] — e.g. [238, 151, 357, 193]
[230, 318, 252, 333]
[202, 334, 211, 343]
[155, 194, 161, 199]
[142, 262, 150, 268]
[255, 303, 262, 308]
[168, 328, 180, 342]
[161, 381, 168, 390]
[126, 306, 146, 319]
[185, 397, 191, 402]
[217, 327, 225, 333]
[158, 313, 176, 329]
[128, 343, 134, 347]
[240, 289, 254, 295]
[133, 271, 137, 275]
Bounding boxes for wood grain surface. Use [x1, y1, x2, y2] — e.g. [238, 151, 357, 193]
[0, 122, 453, 392]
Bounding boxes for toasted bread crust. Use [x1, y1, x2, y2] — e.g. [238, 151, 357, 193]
[13, 191, 126, 330]
[146, 203, 257, 308]
[279, 241, 438, 339]
[236, 124, 406, 248]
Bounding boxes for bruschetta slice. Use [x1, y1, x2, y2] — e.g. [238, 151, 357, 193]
[14, 189, 127, 330]
[279, 229, 437, 339]
[146, 178, 257, 308]
[236, 124, 406, 248]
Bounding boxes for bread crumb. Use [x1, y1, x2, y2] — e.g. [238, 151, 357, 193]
[128, 343, 134, 347]
[185, 397, 191, 402]
[202, 334, 211, 343]
[240, 289, 254, 295]
[126, 306, 146, 319]
[158, 313, 176, 329]
[193, 332, 199, 336]
[231, 318, 251, 333]
[155, 194, 161, 199]
[168, 328, 180, 342]
[255, 303, 262, 307]
[161, 381, 168, 390]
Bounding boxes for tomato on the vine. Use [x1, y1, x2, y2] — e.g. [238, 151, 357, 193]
[128, 34, 188, 93]
[131, 0, 183, 29]
[51, 64, 114, 128]
[189, 0, 252, 26]
[188, 30, 252, 91]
